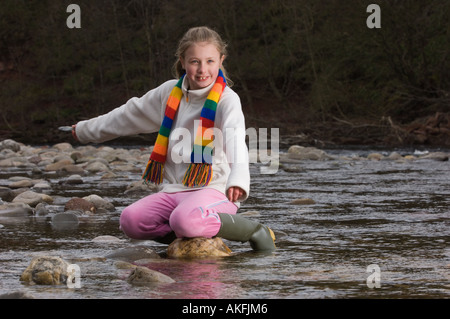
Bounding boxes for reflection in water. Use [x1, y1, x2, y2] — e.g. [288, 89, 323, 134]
[0, 148, 449, 298]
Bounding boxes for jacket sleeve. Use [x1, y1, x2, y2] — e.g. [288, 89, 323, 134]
[218, 90, 251, 201]
[75, 80, 176, 144]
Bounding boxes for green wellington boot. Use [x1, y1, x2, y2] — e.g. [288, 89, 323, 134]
[216, 213, 276, 251]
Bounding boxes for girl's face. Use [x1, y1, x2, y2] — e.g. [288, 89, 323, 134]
[180, 42, 225, 90]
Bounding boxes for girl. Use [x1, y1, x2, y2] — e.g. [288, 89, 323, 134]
[72, 27, 275, 251]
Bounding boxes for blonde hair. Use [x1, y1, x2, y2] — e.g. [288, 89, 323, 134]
[173, 26, 233, 87]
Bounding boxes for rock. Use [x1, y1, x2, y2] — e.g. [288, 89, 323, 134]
[0, 139, 21, 152]
[53, 143, 73, 152]
[44, 159, 74, 172]
[125, 180, 158, 195]
[105, 246, 160, 262]
[20, 256, 70, 285]
[69, 152, 83, 163]
[60, 164, 86, 175]
[239, 210, 261, 217]
[63, 174, 84, 185]
[12, 190, 53, 207]
[0, 203, 33, 217]
[127, 266, 175, 285]
[367, 153, 384, 161]
[83, 194, 115, 212]
[100, 171, 118, 179]
[51, 212, 80, 230]
[32, 181, 51, 192]
[9, 179, 34, 189]
[282, 165, 303, 173]
[167, 237, 232, 258]
[290, 198, 316, 205]
[387, 152, 403, 160]
[419, 152, 449, 161]
[114, 261, 137, 269]
[0, 291, 35, 299]
[34, 203, 50, 216]
[85, 161, 110, 173]
[0, 186, 14, 202]
[92, 235, 122, 243]
[64, 197, 96, 214]
[287, 145, 330, 161]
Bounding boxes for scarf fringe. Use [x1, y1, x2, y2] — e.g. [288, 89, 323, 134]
[182, 163, 212, 187]
[142, 159, 164, 185]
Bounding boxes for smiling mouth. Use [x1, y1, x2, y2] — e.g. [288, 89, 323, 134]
[196, 76, 209, 81]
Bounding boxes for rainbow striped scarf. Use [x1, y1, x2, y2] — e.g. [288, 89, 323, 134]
[142, 69, 227, 187]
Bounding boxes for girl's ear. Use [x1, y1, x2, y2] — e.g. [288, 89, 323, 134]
[220, 55, 226, 66]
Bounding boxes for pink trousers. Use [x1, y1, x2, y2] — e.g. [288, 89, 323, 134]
[119, 188, 238, 240]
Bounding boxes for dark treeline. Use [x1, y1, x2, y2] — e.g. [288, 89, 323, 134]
[1, 0, 449, 145]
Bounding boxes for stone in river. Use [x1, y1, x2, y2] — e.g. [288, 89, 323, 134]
[167, 237, 232, 258]
[64, 197, 96, 214]
[51, 211, 80, 230]
[105, 246, 160, 262]
[20, 256, 70, 285]
[127, 266, 175, 285]
[12, 190, 54, 207]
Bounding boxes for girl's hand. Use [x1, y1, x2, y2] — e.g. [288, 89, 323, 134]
[71, 125, 78, 141]
[227, 186, 245, 202]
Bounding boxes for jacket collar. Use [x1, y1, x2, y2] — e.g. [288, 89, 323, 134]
[181, 76, 215, 103]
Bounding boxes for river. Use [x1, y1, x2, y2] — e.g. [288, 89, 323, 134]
[0, 144, 449, 299]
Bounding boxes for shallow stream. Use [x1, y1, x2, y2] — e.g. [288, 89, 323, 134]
[0, 145, 449, 299]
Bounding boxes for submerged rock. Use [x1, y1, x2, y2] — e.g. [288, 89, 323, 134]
[20, 256, 70, 285]
[0, 291, 35, 299]
[167, 237, 232, 258]
[0, 203, 33, 217]
[105, 245, 160, 262]
[51, 211, 80, 230]
[92, 235, 122, 243]
[127, 266, 175, 285]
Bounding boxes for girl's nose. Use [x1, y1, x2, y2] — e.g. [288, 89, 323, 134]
[197, 62, 206, 74]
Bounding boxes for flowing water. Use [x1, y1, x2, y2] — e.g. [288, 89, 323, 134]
[0, 146, 449, 299]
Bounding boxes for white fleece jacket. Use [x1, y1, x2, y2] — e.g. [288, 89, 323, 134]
[75, 77, 250, 202]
